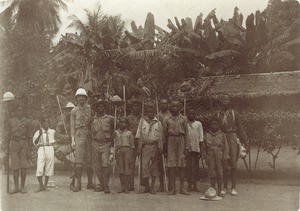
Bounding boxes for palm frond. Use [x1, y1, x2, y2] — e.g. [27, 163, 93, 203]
[68, 14, 86, 32]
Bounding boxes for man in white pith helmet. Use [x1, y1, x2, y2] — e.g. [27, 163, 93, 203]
[54, 102, 75, 168]
[70, 88, 94, 192]
[0, 92, 15, 172]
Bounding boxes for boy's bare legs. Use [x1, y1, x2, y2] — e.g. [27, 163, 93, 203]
[10, 169, 20, 194]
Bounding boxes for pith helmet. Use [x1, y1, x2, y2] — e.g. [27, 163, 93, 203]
[65, 102, 75, 109]
[2, 92, 14, 102]
[75, 88, 87, 97]
[111, 95, 124, 106]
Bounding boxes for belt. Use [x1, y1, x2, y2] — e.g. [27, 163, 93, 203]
[39, 145, 53, 147]
[143, 142, 158, 145]
[168, 134, 184, 137]
[93, 139, 111, 144]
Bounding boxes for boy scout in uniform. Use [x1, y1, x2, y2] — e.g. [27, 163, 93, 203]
[186, 109, 203, 192]
[217, 94, 248, 196]
[91, 99, 115, 193]
[114, 118, 134, 194]
[54, 102, 75, 168]
[8, 106, 32, 194]
[204, 118, 229, 196]
[163, 99, 190, 195]
[126, 100, 142, 191]
[70, 88, 94, 192]
[136, 104, 164, 194]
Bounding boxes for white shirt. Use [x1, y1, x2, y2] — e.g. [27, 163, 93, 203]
[33, 128, 56, 146]
[188, 120, 203, 153]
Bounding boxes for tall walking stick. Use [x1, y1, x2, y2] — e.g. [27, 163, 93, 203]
[6, 139, 10, 193]
[155, 94, 168, 192]
[112, 105, 117, 193]
[137, 98, 144, 193]
[123, 85, 126, 117]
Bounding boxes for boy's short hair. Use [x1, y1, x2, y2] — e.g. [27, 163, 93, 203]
[118, 117, 128, 125]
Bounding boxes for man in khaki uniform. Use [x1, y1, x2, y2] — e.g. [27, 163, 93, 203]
[91, 99, 115, 193]
[70, 88, 94, 192]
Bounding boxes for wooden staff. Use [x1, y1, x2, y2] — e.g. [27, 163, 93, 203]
[155, 94, 168, 193]
[137, 97, 144, 193]
[112, 105, 117, 193]
[183, 96, 187, 116]
[123, 85, 126, 117]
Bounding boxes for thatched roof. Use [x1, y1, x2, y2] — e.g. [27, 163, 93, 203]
[196, 70, 300, 98]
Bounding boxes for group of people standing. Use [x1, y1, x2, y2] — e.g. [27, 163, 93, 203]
[2, 87, 248, 198]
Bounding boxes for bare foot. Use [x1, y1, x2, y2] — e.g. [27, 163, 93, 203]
[20, 188, 27, 194]
[9, 188, 20, 195]
[36, 186, 46, 193]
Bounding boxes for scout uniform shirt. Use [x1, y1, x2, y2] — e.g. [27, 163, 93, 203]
[136, 117, 163, 148]
[70, 103, 92, 138]
[9, 117, 32, 142]
[91, 114, 115, 143]
[187, 120, 203, 153]
[217, 109, 247, 145]
[204, 130, 229, 160]
[115, 129, 134, 149]
[163, 114, 189, 149]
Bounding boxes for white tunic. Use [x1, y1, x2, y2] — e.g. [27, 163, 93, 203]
[187, 120, 204, 153]
[33, 128, 56, 177]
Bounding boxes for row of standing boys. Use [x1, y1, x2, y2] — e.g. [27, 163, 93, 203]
[3, 88, 248, 197]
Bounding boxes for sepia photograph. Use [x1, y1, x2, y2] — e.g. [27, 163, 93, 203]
[0, 0, 299, 210]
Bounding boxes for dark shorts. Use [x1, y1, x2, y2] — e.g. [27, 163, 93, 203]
[74, 128, 92, 167]
[116, 147, 132, 175]
[10, 140, 30, 170]
[225, 133, 238, 169]
[167, 136, 186, 168]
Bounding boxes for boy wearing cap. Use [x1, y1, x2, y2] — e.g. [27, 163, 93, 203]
[163, 99, 190, 195]
[204, 118, 229, 196]
[114, 118, 134, 193]
[8, 106, 32, 194]
[70, 88, 94, 192]
[91, 99, 115, 193]
[54, 102, 75, 168]
[126, 100, 142, 191]
[136, 104, 163, 194]
[186, 109, 203, 192]
[33, 118, 56, 192]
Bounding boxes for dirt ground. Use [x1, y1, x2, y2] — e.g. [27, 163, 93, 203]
[0, 147, 299, 211]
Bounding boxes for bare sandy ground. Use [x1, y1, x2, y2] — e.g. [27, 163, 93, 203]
[1, 147, 299, 211]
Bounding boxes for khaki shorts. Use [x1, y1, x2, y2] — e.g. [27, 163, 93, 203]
[141, 144, 159, 178]
[167, 136, 186, 168]
[225, 133, 238, 169]
[74, 128, 92, 167]
[10, 140, 30, 170]
[92, 141, 111, 169]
